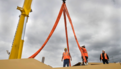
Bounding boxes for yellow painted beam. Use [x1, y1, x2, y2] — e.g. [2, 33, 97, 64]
[9, 15, 25, 59]
[18, 40, 24, 59]
[9, 0, 32, 59]
[23, 0, 32, 15]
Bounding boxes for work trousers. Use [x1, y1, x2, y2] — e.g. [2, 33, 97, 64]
[102, 60, 109, 64]
[82, 56, 88, 63]
[63, 59, 69, 67]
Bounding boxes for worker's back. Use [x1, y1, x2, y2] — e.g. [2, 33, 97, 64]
[83, 48, 88, 57]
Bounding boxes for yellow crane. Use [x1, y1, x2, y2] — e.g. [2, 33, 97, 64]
[9, 0, 32, 59]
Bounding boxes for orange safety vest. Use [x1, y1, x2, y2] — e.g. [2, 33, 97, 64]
[63, 52, 70, 60]
[101, 53, 108, 60]
[83, 48, 88, 57]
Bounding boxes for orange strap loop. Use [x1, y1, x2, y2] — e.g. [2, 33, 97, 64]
[64, 5, 87, 63]
[29, 2, 87, 64]
[63, 8, 71, 66]
[29, 3, 65, 58]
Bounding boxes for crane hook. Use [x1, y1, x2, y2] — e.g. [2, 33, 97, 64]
[62, 0, 66, 3]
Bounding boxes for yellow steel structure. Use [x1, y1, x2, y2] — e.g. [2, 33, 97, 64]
[18, 40, 24, 59]
[9, 0, 32, 59]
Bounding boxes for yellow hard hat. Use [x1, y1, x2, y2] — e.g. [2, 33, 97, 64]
[64, 48, 67, 50]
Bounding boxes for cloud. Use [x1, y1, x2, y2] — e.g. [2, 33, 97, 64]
[0, 0, 121, 67]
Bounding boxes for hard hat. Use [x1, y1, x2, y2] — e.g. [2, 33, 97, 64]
[82, 45, 85, 48]
[64, 48, 67, 50]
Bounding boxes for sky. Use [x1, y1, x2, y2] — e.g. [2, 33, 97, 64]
[0, 0, 121, 68]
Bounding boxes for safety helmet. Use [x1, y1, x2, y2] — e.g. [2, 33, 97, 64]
[82, 45, 85, 48]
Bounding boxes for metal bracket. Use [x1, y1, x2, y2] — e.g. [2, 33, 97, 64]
[17, 6, 24, 12]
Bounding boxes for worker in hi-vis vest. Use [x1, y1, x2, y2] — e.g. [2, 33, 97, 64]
[100, 50, 109, 64]
[61, 48, 72, 67]
[82, 45, 88, 65]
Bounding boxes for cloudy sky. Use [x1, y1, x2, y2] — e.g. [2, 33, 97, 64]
[0, 0, 121, 68]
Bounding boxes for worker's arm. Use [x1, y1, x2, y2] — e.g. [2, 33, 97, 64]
[81, 46, 83, 50]
[61, 53, 63, 61]
[100, 55, 101, 61]
[107, 54, 109, 60]
[69, 53, 72, 61]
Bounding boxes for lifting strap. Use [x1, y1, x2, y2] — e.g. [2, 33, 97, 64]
[65, 5, 87, 63]
[29, 2, 87, 65]
[29, 3, 65, 58]
[63, 7, 71, 66]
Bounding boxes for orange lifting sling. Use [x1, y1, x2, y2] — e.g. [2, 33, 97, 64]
[29, 2, 87, 66]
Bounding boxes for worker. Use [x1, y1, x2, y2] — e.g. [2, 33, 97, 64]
[80, 46, 84, 65]
[100, 50, 109, 64]
[79, 46, 84, 65]
[82, 45, 88, 65]
[61, 48, 72, 67]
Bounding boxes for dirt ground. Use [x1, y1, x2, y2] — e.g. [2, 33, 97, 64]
[0, 59, 120, 69]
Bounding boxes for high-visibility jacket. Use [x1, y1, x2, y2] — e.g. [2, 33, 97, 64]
[83, 48, 88, 57]
[63, 52, 70, 60]
[101, 53, 108, 60]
